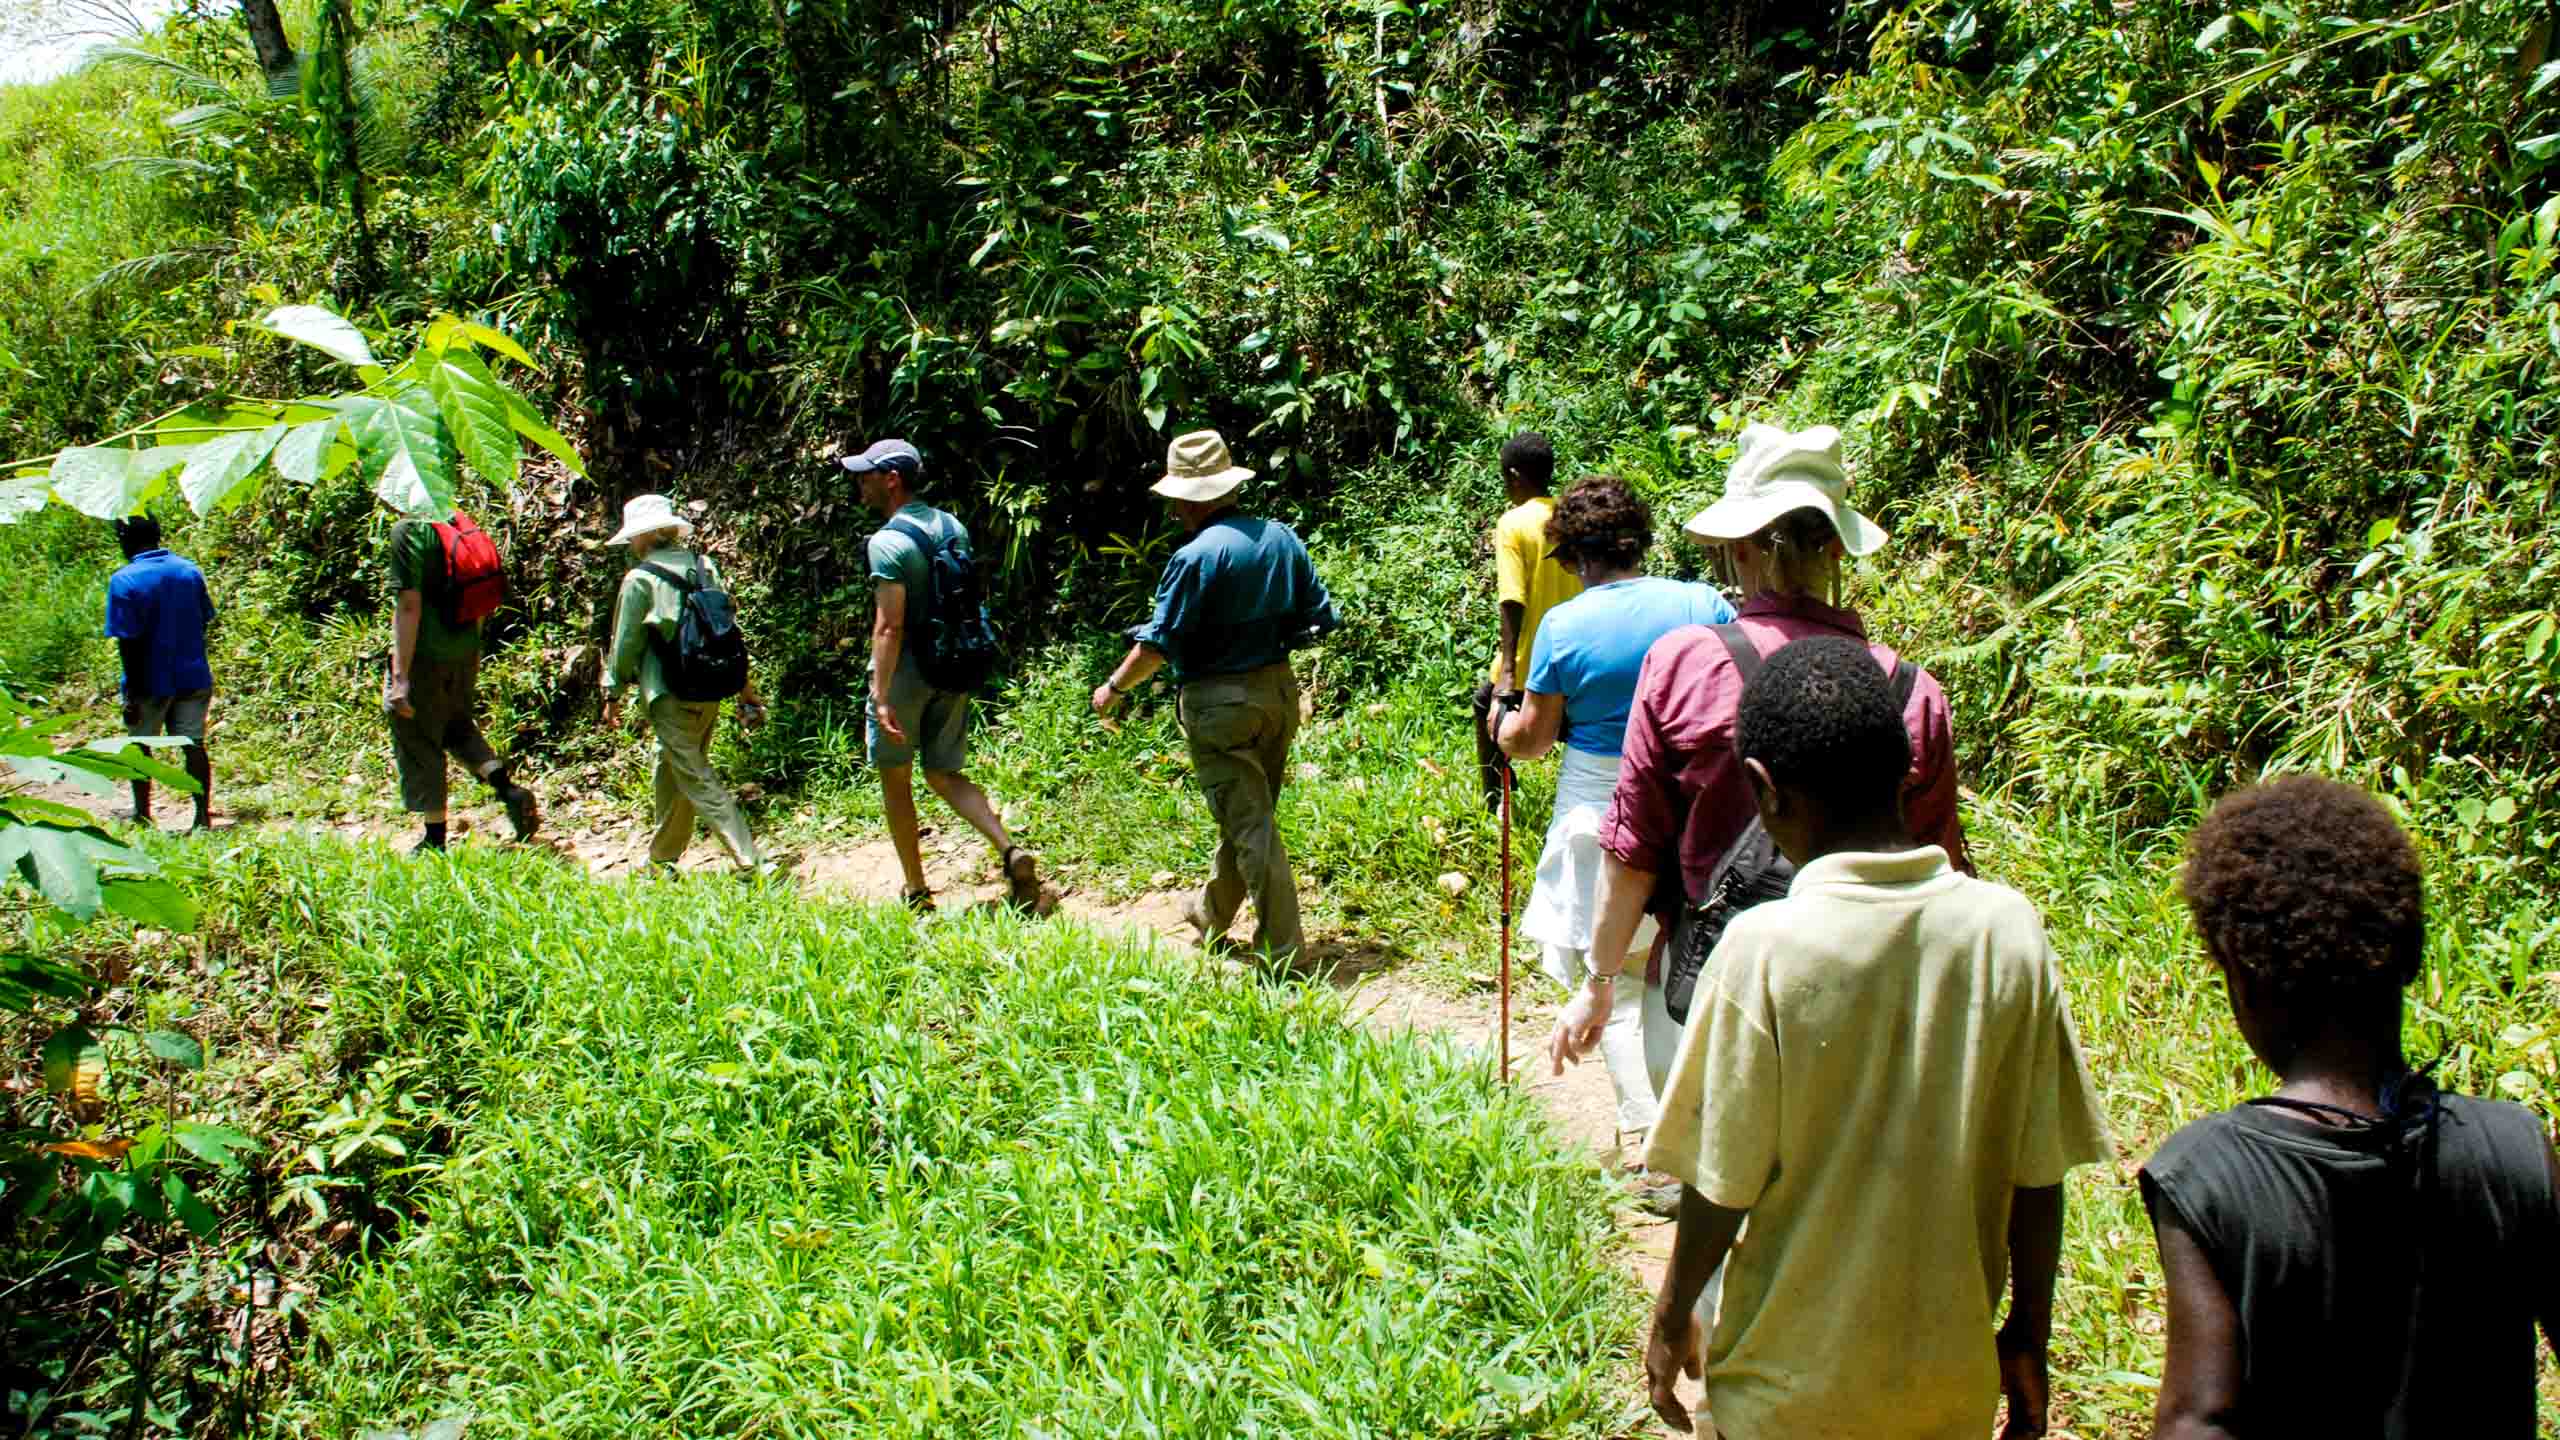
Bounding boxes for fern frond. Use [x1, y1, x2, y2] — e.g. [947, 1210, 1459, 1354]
[74, 245, 230, 301]
[93, 154, 223, 180]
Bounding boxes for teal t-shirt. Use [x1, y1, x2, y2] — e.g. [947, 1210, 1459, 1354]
[388, 518, 483, 663]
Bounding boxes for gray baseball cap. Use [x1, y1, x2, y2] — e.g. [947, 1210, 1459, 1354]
[838, 438, 922, 477]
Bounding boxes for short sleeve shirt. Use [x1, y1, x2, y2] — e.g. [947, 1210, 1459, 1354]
[2140, 1095, 2558, 1437]
[388, 518, 483, 663]
[866, 502, 969, 684]
[1644, 848, 2112, 1440]
[1524, 577, 1734, 757]
[103, 549, 215, 698]
[1488, 497, 1581, 682]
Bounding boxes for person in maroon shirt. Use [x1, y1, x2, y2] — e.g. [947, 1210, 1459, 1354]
[1551, 423, 1969, 1067]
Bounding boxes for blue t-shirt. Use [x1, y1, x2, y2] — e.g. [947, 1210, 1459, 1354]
[103, 548, 215, 699]
[1526, 576, 1735, 756]
[1131, 514, 1340, 682]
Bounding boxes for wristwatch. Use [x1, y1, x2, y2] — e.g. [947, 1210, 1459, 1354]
[1108, 680, 1132, 695]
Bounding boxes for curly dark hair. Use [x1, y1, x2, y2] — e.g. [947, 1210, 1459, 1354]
[112, 514, 161, 559]
[2182, 775, 2423, 999]
[1545, 474, 1652, 571]
[1736, 635, 1911, 818]
[1500, 431, 1555, 490]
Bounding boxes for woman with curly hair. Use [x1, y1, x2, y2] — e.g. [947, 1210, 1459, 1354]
[2143, 775, 2560, 1439]
[1495, 474, 1733, 1156]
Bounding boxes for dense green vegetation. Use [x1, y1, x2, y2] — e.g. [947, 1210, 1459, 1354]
[5, 0, 2558, 1432]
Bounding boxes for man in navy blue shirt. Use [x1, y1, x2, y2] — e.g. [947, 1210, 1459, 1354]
[104, 515, 215, 830]
[1092, 429, 1338, 963]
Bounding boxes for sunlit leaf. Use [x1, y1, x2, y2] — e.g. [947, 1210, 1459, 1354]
[272, 416, 346, 484]
[459, 321, 537, 370]
[424, 349, 519, 489]
[145, 1028, 204, 1070]
[101, 875, 197, 931]
[256, 304, 376, 367]
[49, 446, 150, 518]
[344, 393, 457, 516]
[179, 422, 287, 513]
[41, 1022, 103, 1102]
[500, 390, 586, 478]
[42, 1137, 135, 1162]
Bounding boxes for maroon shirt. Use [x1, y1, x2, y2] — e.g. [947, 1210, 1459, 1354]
[1596, 593, 1969, 912]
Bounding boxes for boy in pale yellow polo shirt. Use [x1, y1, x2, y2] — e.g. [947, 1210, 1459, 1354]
[1473, 431, 1580, 813]
[1642, 636, 2110, 1439]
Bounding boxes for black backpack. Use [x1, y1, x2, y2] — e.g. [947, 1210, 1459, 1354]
[883, 513, 999, 693]
[1661, 624, 1920, 1025]
[639, 557, 750, 703]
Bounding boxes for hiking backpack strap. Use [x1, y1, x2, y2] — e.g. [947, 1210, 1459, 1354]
[1707, 622, 1766, 685]
[638, 561, 701, 593]
[882, 515, 937, 555]
[1889, 657, 1919, 708]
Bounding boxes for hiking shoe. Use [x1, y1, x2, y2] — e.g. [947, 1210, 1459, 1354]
[1001, 845, 1042, 913]
[903, 888, 936, 915]
[501, 785, 541, 842]
[410, 837, 448, 858]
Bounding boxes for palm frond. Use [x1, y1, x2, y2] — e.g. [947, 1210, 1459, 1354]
[76, 43, 229, 99]
[93, 154, 223, 180]
[74, 244, 231, 302]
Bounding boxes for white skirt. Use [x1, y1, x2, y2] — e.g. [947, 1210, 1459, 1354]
[1521, 745, 1628, 958]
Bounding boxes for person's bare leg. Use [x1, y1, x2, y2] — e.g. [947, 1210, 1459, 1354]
[184, 743, 210, 830]
[880, 764, 930, 896]
[922, 769, 1012, 855]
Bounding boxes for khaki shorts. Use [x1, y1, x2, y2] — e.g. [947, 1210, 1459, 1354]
[867, 658, 970, 772]
[124, 688, 211, 744]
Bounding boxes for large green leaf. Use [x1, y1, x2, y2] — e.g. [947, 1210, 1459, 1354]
[345, 393, 457, 516]
[2, 826, 129, 921]
[80, 738, 200, 790]
[179, 423, 287, 513]
[0, 476, 48, 522]
[425, 349, 519, 489]
[41, 1022, 102, 1097]
[257, 304, 376, 367]
[4, 753, 119, 797]
[271, 416, 346, 484]
[49, 447, 151, 519]
[102, 875, 198, 931]
[502, 390, 587, 478]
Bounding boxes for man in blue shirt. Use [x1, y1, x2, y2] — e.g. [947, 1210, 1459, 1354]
[103, 514, 215, 830]
[1092, 429, 1339, 963]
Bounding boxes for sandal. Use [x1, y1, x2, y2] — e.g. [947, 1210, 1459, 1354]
[1001, 845, 1041, 913]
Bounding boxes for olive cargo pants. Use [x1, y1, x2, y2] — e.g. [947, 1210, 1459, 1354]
[1178, 663, 1303, 961]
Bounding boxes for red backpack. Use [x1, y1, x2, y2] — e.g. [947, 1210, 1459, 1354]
[429, 510, 506, 627]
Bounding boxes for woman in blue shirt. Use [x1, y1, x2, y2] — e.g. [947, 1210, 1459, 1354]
[1496, 475, 1733, 1148]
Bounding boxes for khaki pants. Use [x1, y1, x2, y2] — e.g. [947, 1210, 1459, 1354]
[1178, 663, 1302, 960]
[648, 697, 761, 868]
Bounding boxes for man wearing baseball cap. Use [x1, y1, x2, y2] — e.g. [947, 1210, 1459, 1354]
[844, 438, 1040, 913]
[1091, 428, 1340, 964]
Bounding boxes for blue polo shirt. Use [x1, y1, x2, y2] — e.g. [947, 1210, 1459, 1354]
[104, 549, 216, 699]
[1526, 576, 1734, 756]
[1131, 514, 1340, 682]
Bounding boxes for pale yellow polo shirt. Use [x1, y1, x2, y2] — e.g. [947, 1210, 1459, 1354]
[1645, 847, 2111, 1440]
[1488, 496, 1580, 683]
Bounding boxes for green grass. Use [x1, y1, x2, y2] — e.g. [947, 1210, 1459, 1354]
[224, 840, 1632, 1438]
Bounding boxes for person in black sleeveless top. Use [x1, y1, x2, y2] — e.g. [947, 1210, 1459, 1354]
[2141, 776, 2559, 1439]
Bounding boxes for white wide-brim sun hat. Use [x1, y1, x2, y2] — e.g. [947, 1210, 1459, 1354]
[1150, 428, 1255, 503]
[606, 493, 696, 547]
[1682, 422, 1888, 557]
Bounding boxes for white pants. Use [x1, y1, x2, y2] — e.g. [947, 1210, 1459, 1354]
[1541, 917, 1668, 1134]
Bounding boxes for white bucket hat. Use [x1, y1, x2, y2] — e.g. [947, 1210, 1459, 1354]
[1150, 429, 1254, 503]
[1682, 423, 1887, 557]
[606, 493, 695, 547]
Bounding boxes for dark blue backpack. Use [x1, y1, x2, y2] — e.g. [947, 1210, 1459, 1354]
[639, 558, 750, 703]
[884, 514, 999, 694]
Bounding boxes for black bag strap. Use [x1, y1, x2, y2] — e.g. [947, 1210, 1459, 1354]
[1715, 622, 1924, 707]
[639, 560, 705, 594]
[882, 515, 937, 559]
[1708, 622, 1766, 684]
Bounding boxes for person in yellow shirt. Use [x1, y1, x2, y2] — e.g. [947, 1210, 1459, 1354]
[1474, 431, 1581, 814]
[1642, 636, 2111, 1439]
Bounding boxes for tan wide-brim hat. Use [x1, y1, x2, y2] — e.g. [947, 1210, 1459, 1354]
[607, 492, 695, 546]
[1150, 428, 1254, 503]
[1682, 422, 1888, 557]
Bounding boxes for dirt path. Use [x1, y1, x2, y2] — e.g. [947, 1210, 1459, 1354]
[35, 766, 1686, 1429]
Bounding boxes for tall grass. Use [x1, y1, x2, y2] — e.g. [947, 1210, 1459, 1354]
[229, 841, 1632, 1438]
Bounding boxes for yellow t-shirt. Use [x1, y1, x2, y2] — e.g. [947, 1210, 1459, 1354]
[1645, 847, 2112, 1440]
[1488, 496, 1580, 684]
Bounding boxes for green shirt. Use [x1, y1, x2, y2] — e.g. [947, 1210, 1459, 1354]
[866, 501, 967, 685]
[605, 545, 720, 707]
[389, 518, 483, 663]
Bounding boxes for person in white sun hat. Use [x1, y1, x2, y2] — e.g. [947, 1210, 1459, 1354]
[599, 493, 774, 876]
[1091, 428, 1340, 965]
[1554, 420, 1970, 1074]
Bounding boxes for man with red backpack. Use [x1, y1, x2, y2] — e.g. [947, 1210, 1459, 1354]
[383, 507, 540, 853]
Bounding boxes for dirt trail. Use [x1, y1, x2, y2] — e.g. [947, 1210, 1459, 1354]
[35, 767, 1685, 1425]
